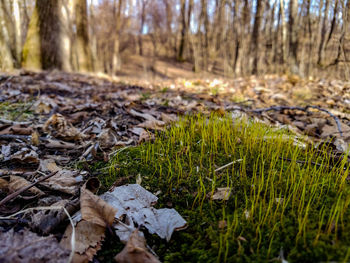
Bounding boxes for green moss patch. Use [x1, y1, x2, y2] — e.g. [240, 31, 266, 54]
[0, 101, 34, 121]
[97, 114, 350, 262]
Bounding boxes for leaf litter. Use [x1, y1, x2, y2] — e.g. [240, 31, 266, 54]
[0, 71, 350, 262]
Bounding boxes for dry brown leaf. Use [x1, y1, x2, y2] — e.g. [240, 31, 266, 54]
[114, 230, 160, 263]
[43, 113, 84, 140]
[81, 183, 117, 227]
[9, 175, 44, 196]
[60, 220, 105, 263]
[0, 124, 33, 135]
[44, 138, 76, 149]
[137, 120, 165, 131]
[39, 169, 82, 195]
[97, 128, 118, 149]
[161, 113, 178, 123]
[0, 178, 9, 193]
[39, 159, 60, 173]
[31, 130, 40, 146]
[11, 147, 39, 164]
[211, 187, 231, 201]
[34, 97, 58, 114]
[129, 109, 157, 121]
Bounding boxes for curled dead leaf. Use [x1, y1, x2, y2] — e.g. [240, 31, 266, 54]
[43, 113, 85, 141]
[81, 180, 117, 227]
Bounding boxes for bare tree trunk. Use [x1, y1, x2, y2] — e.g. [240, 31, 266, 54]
[279, 0, 287, 66]
[111, 0, 123, 74]
[250, 0, 264, 74]
[163, 0, 174, 57]
[75, 0, 93, 72]
[89, 0, 98, 71]
[138, 0, 147, 56]
[22, 0, 71, 71]
[177, 0, 187, 61]
[0, 1, 14, 70]
[317, 0, 330, 65]
[201, 0, 209, 70]
[288, 0, 299, 74]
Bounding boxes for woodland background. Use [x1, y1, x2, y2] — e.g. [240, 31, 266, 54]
[1, 0, 350, 79]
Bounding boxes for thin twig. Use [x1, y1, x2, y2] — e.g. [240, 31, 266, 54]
[0, 171, 58, 207]
[215, 159, 243, 172]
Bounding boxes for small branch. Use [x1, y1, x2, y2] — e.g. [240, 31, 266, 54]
[0, 171, 58, 207]
[0, 119, 32, 125]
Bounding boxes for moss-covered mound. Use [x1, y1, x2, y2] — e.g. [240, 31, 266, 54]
[98, 114, 350, 263]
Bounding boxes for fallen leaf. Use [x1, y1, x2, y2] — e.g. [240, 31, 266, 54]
[100, 184, 187, 241]
[11, 147, 39, 164]
[43, 113, 84, 141]
[212, 187, 231, 201]
[9, 175, 44, 197]
[0, 228, 70, 263]
[114, 230, 160, 263]
[31, 130, 40, 146]
[137, 120, 165, 131]
[129, 109, 157, 121]
[39, 164, 83, 195]
[60, 220, 105, 263]
[81, 181, 118, 227]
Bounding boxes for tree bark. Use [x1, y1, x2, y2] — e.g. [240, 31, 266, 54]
[22, 0, 71, 71]
[251, 0, 264, 74]
[288, 0, 299, 74]
[317, 0, 330, 65]
[75, 0, 93, 71]
[138, 0, 147, 56]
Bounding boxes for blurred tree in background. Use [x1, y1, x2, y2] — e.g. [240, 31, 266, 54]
[1, 0, 350, 79]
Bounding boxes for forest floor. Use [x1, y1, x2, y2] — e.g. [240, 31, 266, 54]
[0, 70, 350, 262]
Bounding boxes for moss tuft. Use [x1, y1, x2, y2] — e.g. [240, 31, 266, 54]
[97, 114, 350, 262]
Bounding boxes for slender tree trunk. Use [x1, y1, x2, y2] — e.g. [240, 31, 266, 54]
[111, 0, 123, 73]
[317, 0, 330, 65]
[75, 0, 93, 72]
[279, 0, 287, 66]
[163, 0, 173, 57]
[251, 0, 264, 74]
[177, 0, 187, 61]
[139, 0, 147, 56]
[288, 0, 299, 74]
[201, 0, 209, 70]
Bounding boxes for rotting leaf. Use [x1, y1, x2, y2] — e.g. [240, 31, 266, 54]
[0, 228, 70, 263]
